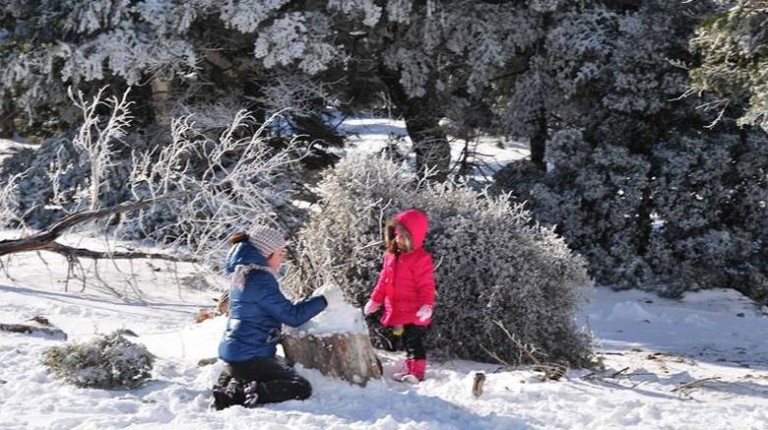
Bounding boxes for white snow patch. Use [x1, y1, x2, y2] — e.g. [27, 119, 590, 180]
[605, 301, 656, 323]
[285, 283, 368, 336]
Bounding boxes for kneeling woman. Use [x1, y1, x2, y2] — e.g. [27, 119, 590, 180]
[213, 225, 327, 409]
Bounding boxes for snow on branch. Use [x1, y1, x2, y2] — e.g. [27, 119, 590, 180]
[125, 108, 304, 265]
[67, 86, 134, 211]
[1, 86, 302, 287]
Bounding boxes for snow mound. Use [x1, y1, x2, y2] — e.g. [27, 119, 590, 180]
[286, 284, 368, 336]
[682, 313, 715, 328]
[605, 301, 656, 322]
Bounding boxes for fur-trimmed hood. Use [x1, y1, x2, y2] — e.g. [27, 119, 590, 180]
[385, 208, 429, 252]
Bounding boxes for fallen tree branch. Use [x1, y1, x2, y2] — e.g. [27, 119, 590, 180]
[481, 321, 568, 381]
[611, 366, 631, 378]
[40, 241, 187, 262]
[491, 320, 545, 365]
[672, 377, 721, 393]
[533, 361, 570, 381]
[0, 193, 194, 262]
[479, 344, 512, 368]
[582, 366, 630, 381]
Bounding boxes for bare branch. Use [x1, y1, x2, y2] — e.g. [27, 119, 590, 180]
[492, 320, 545, 365]
[68, 86, 134, 210]
[0, 192, 191, 258]
[672, 377, 721, 393]
[40, 242, 189, 263]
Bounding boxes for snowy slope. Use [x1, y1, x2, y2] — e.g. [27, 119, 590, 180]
[1, 242, 768, 430]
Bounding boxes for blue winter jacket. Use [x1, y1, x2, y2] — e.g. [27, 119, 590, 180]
[218, 241, 327, 362]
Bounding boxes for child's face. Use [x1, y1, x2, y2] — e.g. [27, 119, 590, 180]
[395, 228, 409, 251]
[266, 246, 286, 272]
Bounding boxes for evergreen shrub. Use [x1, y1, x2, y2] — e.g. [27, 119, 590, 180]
[283, 154, 595, 366]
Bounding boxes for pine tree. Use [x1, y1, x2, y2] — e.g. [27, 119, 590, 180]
[495, 1, 768, 300]
[690, 1, 768, 132]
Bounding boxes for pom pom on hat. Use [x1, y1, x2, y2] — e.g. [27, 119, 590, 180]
[247, 225, 286, 257]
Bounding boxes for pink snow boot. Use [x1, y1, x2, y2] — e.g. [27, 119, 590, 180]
[392, 358, 414, 382]
[393, 358, 426, 383]
[411, 359, 426, 382]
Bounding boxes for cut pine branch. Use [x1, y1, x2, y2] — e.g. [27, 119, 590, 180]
[39, 242, 181, 262]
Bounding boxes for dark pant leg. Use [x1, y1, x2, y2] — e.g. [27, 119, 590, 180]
[227, 357, 313, 405]
[402, 324, 427, 360]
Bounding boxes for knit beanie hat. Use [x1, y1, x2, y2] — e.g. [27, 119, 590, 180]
[247, 225, 286, 257]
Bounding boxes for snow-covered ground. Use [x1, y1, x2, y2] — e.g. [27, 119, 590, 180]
[336, 117, 528, 181]
[1, 241, 767, 430]
[1, 120, 768, 429]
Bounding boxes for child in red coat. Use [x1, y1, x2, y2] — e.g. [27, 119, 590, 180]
[364, 208, 436, 382]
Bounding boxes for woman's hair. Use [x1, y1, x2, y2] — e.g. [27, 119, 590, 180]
[228, 231, 248, 245]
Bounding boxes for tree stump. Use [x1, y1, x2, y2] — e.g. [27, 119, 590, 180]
[281, 332, 382, 386]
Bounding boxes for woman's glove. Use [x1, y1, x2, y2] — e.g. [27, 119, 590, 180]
[416, 304, 433, 322]
[363, 299, 382, 315]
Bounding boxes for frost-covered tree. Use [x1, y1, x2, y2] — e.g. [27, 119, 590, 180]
[500, 1, 715, 166]
[690, 1, 768, 132]
[0, 0, 197, 133]
[0, 0, 328, 144]
[120, 108, 304, 264]
[219, 0, 546, 180]
[505, 129, 653, 289]
[283, 154, 594, 367]
[0, 0, 554, 180]
[648, 130, 768, 299]
[495, 1, 768, 299]
[497, 1, 707, 283]
[0, 89, 304, 279]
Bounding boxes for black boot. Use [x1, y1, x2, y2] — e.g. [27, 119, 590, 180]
[211, 378, 245, 410]
[243, 380, 260, 408]
[212, 387, 235, 411]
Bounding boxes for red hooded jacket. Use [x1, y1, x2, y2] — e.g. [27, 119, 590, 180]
[371, 209, 436, 326]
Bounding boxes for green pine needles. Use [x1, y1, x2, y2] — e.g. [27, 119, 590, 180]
[42, 331, 154, 389]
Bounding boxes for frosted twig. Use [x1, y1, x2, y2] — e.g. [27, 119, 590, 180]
[611, 367, 631, 378]
[479, 345, 511, 368]
[492, 320, 544, 365]
[68, 86, 134, 211]
[672, 377, 721, 393]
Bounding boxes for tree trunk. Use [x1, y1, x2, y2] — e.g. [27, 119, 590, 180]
[281, 332, 382, 386]
[530, 12, 552, 171]
[378, 64, 450, 182]
[404, 113, 451, 182]
[150, 78, 173, 125]
[0, 107, 14, 138]
[530, 107, 548, 170]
